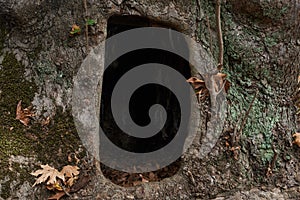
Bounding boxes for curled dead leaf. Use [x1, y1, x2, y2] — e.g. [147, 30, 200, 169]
[186, 77, 206, 89]
[16, 100, 35, 126]
[41, 116, 51, 126]
[187, 73, 230, 101]
[61, 165, 80, 178]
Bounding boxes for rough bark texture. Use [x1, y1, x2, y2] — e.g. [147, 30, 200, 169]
[0, 0, 299, 199]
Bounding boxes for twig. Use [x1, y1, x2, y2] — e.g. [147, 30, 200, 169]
[187, 170, 196, 186]
[83, 0, 89, 52]
[61, 185, 71, 196]
[216, 0, 223, 70]
[233, 89, 258, 144]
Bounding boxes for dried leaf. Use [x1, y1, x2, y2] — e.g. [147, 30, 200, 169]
[293, 132, 300, 147]
[67, 153, 80, 164]
[186, 77, 205, 89]
[31, 165, 65, 186]
[70, 24, 81, 35]
[48, 191, 67, 200]
[139, 174, 149, 183]
[187, 73, 230, 102]
[216, 73, 231, 93]
[41, 116, 51, 126]
[16, 100, 35, 126]
[61, 165, 80, 178]
[66, 176, 78, 187]
[46, 181, 63, 191]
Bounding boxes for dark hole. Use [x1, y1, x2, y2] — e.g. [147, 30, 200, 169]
[100, 15, 191, 187]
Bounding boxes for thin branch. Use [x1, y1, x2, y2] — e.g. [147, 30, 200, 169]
[233, 89, 258, 144]
[216, 0, 223, 70]
[239, 89, 258, 134]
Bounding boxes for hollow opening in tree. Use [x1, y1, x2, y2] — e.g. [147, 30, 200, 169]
[100, 15, 191, 187]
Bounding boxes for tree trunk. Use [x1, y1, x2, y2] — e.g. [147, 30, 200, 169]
[0, 0, 299, 199]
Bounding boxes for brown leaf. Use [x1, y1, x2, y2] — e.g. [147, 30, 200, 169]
[293, 132, 300, 147]
[186, 77, 205, 89]
[31, 165, 65, 186]
[16, 100, 35, 126]
[70, 24, 81, 35]
[46, 181, 63, 191]
[61, 165, 80, 178]
[218, 73, 231, 92]
[67, 153, 80, 164]
[66, 176, 78, 187]
[187, 73, 230, 102]
[41, 116, 51, 126]
[48, 191, 68, 200]
[139, 174, 149, 183]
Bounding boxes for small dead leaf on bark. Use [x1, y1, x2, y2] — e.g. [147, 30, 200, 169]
[230, 146, 241, 160]
[31, 165, 65, 186]
[186, 77, 206, 89]
[293, 132, 300, 147]
[67, 153, 80, 164]
[214, 73, 231, 93]
[41, 116, 51, 126]
[187, 73, 230, 101]
[139, 174, 149, 183]
[16, 100, 35, 126]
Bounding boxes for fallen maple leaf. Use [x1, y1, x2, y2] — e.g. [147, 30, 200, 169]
[61, 165, 80, 187]
[293, 132, 300, 147]
[31, 165, 65, 186]
[16, 100, 35, 126]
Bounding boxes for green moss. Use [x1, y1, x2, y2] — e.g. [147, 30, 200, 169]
[0, 52, 38, 198]
[0, 52, 84, 198]
[227, 82, 280, 165]
[34, 109, 83, 167]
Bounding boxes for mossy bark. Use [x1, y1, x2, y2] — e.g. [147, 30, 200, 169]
[193, 0, 299, 197]
[0, 0, 299, 199]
